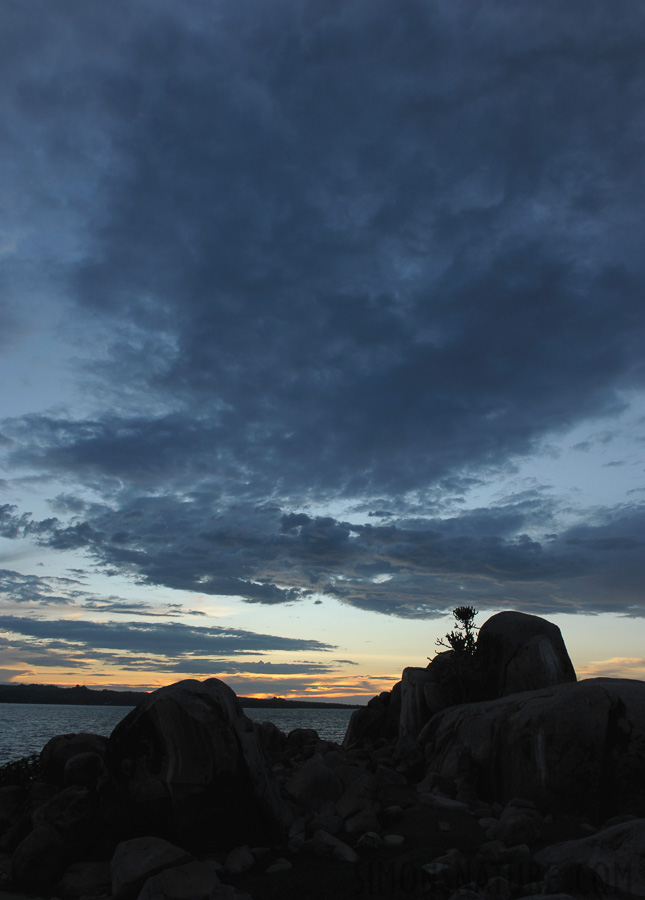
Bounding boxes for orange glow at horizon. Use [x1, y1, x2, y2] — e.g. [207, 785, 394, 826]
[2, 665, 402, 703]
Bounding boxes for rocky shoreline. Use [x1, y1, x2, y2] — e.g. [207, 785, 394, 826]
[0, 610, 644, 900]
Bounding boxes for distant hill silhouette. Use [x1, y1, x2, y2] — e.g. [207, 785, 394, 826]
[0, 682, 360, 709]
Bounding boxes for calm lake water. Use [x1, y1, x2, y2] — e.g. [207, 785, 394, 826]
[0, 703, 355, 764]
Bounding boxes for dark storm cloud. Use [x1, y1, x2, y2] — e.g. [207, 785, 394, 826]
[3, 1, 644, 487]
[1, 1, 645, 622]
[4, 493, 645, 617]
[0, 616, 335, 659]
[0, 562, 203, 617]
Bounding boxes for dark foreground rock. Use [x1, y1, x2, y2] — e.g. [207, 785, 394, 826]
[420, 677, 645, 821]
[107, 678, 291, 849]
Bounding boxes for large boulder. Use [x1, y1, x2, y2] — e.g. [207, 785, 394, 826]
[475, 611, 576, 698]
[420, 678, 645, 821]
[106, 678, 291, 849]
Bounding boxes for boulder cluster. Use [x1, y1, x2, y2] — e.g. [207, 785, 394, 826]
[0, 611, 644, 900]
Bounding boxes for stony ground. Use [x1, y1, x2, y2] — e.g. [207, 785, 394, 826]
[220, 783, 601, 900]
[0, 781, 638, 900]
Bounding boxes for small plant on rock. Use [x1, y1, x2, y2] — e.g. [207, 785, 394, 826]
[435, 605, 479, 656]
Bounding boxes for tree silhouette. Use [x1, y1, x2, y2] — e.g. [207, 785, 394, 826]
[435, 606, 479, 656]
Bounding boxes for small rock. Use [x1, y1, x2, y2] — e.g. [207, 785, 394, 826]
[285, 753, 342, 809]
[499, 812, 541, 846]
[335, 771, 377, 820]
[40, 734, 108, 786]
[224, 845, 254, 875]
[504, 797, 537, 810]
[63, 752, 107, 791]
[476, 840, 506, 864]
[499, 843, 531, 865]
[375, 765, 406, 785]
[12, 824, 68, 889]
[309, 808, 343, 835]
[382, 804, 402, 820]
[356, 832, 382, 850]
[288, 816, 305, 835]
[111, 837, 194, 900]
[265, 857, 292, 874]
[383, 834, 404, 847]
[211, 888, 255, 900]
[138, 860, 220, 900]
[601, 812, 637, 829]
[312, 829, 358, 863]
[343, 808, 379, 834]
[287, 834, 305, 853]
[422, 848, 466, 882]
[54, 860, 111, 898]
[478, 817, 503, 840]
[25, 781, 60, 812]
[544, 861, 612, 899]
[513, 895, 575, 900]
[473, 806, 493, 819]
[448, 886, 483, 900]
[419, 792, 470, 812]
[484, 875, 512, 900]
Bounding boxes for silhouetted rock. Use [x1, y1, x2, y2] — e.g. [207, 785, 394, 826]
[40, 733, 109, 786]
[63, 750, 107, 791]
[106, 678, 291, 849]
[284, 752, 342, 809]
[347, 611, 577, 750]
[32, 784, 102, 854]
[535, 819, 645, 897]
[138, 859, 221, 900]
[12, 824, 69, 889]
[420, 677, 645, 820]
[110, 836, 194, 900]
[475, 611, 576, 698]
[343, 682, 401, 749]
[53, 860, 112, 899]
[399, 667, 437, 738]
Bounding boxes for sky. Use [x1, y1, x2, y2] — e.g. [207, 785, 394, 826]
[0, 0, 644, 703]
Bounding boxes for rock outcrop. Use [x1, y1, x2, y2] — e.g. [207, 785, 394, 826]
[107, 678, 291, 849]
[348, 610, 577, 748]
[475, 611, 576, 698]
[420, 677, 645, 821]
[343, 682, 401, 749]
[535, 819, 645, 898]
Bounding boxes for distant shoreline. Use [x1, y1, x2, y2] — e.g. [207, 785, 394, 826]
[0, 682, 361, 710]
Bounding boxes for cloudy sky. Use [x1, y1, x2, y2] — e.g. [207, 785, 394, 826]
[1, 0, 644, 701]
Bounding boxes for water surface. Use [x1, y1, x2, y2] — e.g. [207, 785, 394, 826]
[0, 703, 354, 764]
